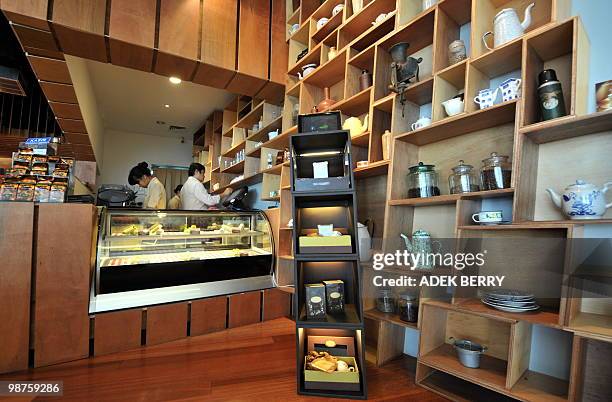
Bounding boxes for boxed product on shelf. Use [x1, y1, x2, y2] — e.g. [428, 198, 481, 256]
[0, 179, 19, 201]
[305, 283, 327, 319]
[299, 234, 352, 253]
[323, 280, 345, 314]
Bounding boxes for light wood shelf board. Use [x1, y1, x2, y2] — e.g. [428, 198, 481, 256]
[353, 160, 389, 179]
[437, 59, 468, 88]
[390, 188, 514, 207]
[302, 48, 347, 87]
[332, 87, 372, 116]
[396, 100, 517, 145]
[348, 44, 376, 71]
[471, 38, 523, 78]
[246, 116, 283, 142]
[372, 93, 395, 113]
[364, 309, 418, 329]
[288, 43, 322, 76]
[286, 80, 301, 97]
[347, 11, 397, 52]
[419, 344, 508, 390]
[568, 312, 612, 340]
[510, 370, 570, 402]
[220, 159, 245, 174]
[378, 9, 435, 54]
[455, 299, 561, 329]
[311, 9, 343, 43]
[222, 140, 246, 158]
[521, 110, 612, 144]
[351, 131, 371, 148]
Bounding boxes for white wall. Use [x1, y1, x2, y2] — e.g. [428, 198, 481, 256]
[99, 129, 193, 186]
[65, 56, 105, 167]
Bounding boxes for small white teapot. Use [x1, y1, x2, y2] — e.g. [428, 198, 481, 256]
[298, 64, 317, 80]
[546, 180, 612, 220]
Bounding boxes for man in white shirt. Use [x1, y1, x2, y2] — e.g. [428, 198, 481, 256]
[181, 163, 232, 210]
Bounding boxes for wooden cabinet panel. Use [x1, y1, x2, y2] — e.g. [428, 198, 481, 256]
[108, 0, 156, 72]
[94, 309, 142, 356]
[262, 288, 291, 321]
[52, 0, 106, 33]
[51, 0, 107, 62]
[64, 132, 92, 145]
[228, 291, 261, 328]
[146, 303, 188, 345]
[39, 82, 78, 103]
[201, 0, 237, 70]
[1, 0, 49, 30]
[226, 72, 267, 96]
[236, 0, 269, 79]
[0, 203, 34, 374]
[158, 0, 199, 59]
[192, 63, 235, 89]
[109, 0, 156, 48]
[154, 0, 200, 79]
[27, 55, 72, 84]
[269, 0, 287, 84]
[11, 23, 59, 53]
[49, 102, 83, 120]
[256, 81, 285, 104]
[190, 297, 227, 336]
[33, 204, 96, 367]
[56, 118, 87, 133]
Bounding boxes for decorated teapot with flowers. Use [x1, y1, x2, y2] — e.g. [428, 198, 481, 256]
[546, 180, 612, 220]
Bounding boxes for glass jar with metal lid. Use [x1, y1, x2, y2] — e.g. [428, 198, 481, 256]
[407, 162, 440, 198]
[398, 292, 419, 322]
[376, 288, 396, 313]
[480, 152, 512, 190]
[449, 160, 480, 194]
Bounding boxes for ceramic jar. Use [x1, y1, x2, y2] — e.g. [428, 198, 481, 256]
[381, 130, 391, 160]
[538, 69, 566, 121]
[359, 69, 372, 91]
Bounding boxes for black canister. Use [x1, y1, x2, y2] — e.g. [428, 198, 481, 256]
[537, 69, 566, 121]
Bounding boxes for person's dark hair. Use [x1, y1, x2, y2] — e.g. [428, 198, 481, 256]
[128, 162, 151, 185]
[188, 162, 205, 176]
[174, 184, 183, 194]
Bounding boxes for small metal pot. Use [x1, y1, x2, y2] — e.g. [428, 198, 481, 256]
[449, 338, 487, 368]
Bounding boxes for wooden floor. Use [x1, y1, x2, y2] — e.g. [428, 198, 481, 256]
[0, 318, 447, 401]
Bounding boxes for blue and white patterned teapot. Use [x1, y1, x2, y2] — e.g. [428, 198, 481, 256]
[546, 180, 612, 220]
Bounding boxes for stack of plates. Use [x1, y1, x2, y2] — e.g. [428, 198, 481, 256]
[481, 289, 540, 313]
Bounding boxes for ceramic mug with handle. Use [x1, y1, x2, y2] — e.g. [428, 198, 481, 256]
[411, 117, 432, 131]
[499, 78, 522, 102]
[474, 88, 499, 109]
[472, 211, 503, 224]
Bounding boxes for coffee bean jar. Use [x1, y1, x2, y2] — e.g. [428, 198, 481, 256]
[449, 160, 479, 194]
[407, 162, 441, 198]
[480, 152, 511, 190]
[398, 292, 419, 323]
[376, 288, 396, 313]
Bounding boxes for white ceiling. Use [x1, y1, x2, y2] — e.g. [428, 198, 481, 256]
[69, 58, 233, 137]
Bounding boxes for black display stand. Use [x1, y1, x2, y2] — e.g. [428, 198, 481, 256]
[290, 120, 367, 399]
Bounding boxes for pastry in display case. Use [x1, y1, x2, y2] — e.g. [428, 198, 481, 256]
[89, 209, 274, 313]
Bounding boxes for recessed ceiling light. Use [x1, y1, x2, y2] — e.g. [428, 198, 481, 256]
[164, 104, 170, 108]
[169, 76, 182, 84]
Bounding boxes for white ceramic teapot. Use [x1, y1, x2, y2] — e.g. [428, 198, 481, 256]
[441, 97, 464, 116]
[298, 64, 317, 80]
[546, 180, 612, 220]
[483, 3, 534, 50]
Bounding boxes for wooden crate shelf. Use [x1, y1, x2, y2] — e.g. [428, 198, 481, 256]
[332, 87, 371, 116]
[520, 109, 612, 144]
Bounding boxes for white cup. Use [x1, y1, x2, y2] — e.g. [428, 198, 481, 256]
[411, 117, 432, 131]
[472, 211, 503, 224]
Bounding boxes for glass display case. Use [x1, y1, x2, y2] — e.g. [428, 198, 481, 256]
[89, 209, 274, 313]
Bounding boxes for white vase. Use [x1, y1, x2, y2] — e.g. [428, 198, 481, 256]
[352, 0, 363, 14]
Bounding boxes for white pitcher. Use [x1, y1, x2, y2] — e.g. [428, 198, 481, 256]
[483, 3, 534, 50]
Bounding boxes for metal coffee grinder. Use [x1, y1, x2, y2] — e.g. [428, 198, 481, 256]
[388, 42, 423, 116]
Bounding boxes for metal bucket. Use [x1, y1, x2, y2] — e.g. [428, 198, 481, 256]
[450, 338, 487, 368]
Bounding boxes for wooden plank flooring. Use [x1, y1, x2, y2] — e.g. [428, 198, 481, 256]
[0, 318, 446, 401]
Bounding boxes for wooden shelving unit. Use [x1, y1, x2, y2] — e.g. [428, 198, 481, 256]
[195, 2, 612, 399]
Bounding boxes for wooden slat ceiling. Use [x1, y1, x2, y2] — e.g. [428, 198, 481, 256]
[1, 0, 288, 163]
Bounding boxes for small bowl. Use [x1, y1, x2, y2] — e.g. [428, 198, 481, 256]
[317, 18, 329, 30]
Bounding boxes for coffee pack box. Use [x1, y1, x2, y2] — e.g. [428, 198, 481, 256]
[305, 283, 326, 319]
[323, 280, 345, 314]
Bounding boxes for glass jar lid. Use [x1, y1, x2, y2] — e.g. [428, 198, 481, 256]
[482, 152, 509, 166]
[377, 288, 395, 296]
[451, 160, 474, 174]
[408, 162, 435, 173]
[399, 292, 418, 301]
